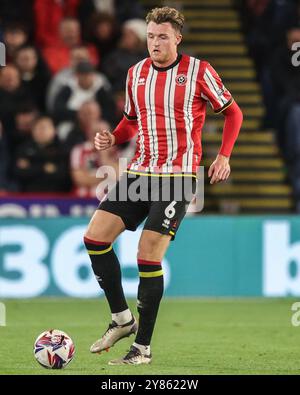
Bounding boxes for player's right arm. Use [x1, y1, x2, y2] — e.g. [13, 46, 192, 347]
[94, 129, 115, 151]
[94, 116, 138, 151]
[95, 68, 138, 151]
[199, 61, 243, 184]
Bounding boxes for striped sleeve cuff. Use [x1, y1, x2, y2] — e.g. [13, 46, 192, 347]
[214, 97, 234, 114]
[123, 111, 137, 120]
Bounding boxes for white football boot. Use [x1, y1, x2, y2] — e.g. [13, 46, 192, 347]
[90, 315, 138, 353]
[108, 345, 152, 365]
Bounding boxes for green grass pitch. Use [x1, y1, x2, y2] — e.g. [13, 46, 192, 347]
[1, 298, 300, 375]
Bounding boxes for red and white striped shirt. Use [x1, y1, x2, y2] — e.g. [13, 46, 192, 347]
[123, 53, 233, 174]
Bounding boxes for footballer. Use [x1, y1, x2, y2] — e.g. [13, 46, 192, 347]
[84, 6, 243, 365]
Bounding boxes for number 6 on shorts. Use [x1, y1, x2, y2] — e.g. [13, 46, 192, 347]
[164, 201, 177, 219]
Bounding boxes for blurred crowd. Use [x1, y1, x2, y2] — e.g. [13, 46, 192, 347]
[237, 0, 300, 210]
[3, 0, 300, 208]
[0, 0, 148, 197]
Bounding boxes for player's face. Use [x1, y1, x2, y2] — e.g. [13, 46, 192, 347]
[147, 22, 182, 67]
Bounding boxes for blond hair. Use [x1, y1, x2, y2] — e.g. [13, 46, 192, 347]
[146, 6, 184, 33]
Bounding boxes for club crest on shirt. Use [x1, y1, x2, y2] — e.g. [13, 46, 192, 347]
[175, 74, 187, 86]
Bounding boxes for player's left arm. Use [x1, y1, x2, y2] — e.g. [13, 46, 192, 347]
[199, 61, 243, 184]
[208, 101, 243, 184]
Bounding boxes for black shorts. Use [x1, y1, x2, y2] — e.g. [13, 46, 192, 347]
[98, 171, 197, 240]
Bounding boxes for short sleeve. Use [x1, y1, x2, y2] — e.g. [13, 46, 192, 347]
[199, 62, 233, 113]
[124, 69, 137, 120]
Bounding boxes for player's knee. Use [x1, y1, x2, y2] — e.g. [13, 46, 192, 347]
[83, 227, 100, 243]
[137, 237, 158, 258]
[84, 219, 111, 243]
[84, 228, 98, 243]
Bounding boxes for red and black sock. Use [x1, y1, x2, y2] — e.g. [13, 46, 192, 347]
[84, 236, 128, 314]
[135, 258, 164, 345]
